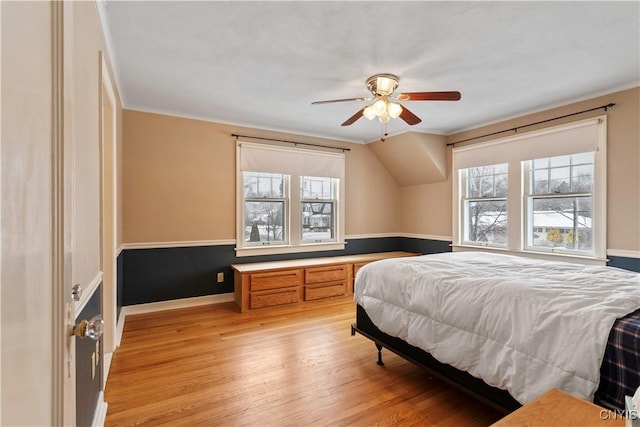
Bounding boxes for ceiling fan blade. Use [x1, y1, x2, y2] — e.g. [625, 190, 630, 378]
[396, 91, 461, 101]
[399, 105, 422, 125]
[341, 108, 365, 126]
[311, 97, 370, 105]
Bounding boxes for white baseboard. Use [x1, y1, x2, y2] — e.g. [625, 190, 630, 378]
[120, 293, 234, 316]
[91, 391, 108, 427]
[398, 233, 453, 242]
[103, 351, 113, 389]
[116, 309, 126, 347]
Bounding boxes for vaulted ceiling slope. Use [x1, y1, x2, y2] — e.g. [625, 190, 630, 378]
[101, 1, 639, 143]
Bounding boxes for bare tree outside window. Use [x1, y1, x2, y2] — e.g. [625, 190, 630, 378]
[463, 164, 508, 245]
[243, 172, 286, 244]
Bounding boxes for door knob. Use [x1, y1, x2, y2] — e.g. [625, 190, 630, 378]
[72, 315, 103, 340]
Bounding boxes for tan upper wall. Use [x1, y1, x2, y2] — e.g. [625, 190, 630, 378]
[122, 110, 399, 244]
[399, 86, 640, 253]
[368, 132, 448, 186]
[399, 148, 453, 239]
[123, 87, 638, 253]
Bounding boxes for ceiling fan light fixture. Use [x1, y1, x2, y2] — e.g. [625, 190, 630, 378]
[373, 99, 387, 115]
[367, 73, 400, 97]
[376, 77, 396, 95]
[387, 102, 403, 119]
[313, 72, 459, 132]
[378, 111, 390, 123]
[363, 105, 377, 120]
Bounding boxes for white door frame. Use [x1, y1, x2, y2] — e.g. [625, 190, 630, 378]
[100, 52, 118, 367]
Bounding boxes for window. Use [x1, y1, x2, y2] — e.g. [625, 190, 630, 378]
[462, 164, 508, 246]
[300, 176, 337, 243]
[243, 172, 287, 246]
[453, 117, 606, 262]
[236, 142, 345, 256]
[526, 153, 594, 253]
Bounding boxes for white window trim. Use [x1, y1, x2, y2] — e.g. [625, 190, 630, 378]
[235, 142, 345, 257]
[452, 116, 607, 265]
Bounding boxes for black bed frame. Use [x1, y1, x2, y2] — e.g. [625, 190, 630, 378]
[351, 304, 522, 415]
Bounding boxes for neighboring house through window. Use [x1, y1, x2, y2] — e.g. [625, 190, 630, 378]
[300, 175, 338, 243]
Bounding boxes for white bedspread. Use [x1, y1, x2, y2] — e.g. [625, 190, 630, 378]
[354, 251, 640, 404]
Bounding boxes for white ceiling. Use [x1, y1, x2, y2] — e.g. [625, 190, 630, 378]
[102, 1, 640, 144]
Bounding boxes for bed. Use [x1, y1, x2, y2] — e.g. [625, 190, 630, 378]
[351, 251, 640, 413]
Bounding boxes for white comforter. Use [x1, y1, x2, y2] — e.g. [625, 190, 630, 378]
[354, 251, 640, 404]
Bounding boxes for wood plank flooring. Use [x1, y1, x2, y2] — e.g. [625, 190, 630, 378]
[104, 297, 503, 426]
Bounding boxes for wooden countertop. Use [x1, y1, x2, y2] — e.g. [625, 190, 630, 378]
[491, 388, 625, 427]
[231, 251, 418, 273]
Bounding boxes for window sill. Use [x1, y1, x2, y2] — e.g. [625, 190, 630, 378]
[235, 241, 346, 257]
[451, 244, 608, 266]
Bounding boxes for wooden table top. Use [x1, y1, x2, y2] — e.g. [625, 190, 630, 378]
[231, 251, 418, 273]
[491, 388, 625, 427]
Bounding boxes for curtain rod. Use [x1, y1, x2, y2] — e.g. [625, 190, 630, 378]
[447, 103, 615, 147]
[231, 134, 350, 152]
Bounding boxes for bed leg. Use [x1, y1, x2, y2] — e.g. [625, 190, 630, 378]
[375, 343, 384, 366]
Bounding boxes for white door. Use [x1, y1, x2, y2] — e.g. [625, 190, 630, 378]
[0, 2, 77, 425]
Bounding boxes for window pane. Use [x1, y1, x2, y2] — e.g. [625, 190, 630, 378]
[529, 196, 592, 251]
[572, 164, 593, 192]
[243, 172, 284, 198]
[243, 174, 258, 197]
[301, 176, 334, 199]
[300, 176, 336, 242]
[466, 164, 508, 198]
[244, 201, 285, 243]
[571, 152, 593, 165]
[549, 167, 570, 193]
[533, 158, 549, 170]
[301, 202, 334, 241]
[530, 152, 593, 195]
[533, 171, 549, 194]
[464, 200, 507, 245]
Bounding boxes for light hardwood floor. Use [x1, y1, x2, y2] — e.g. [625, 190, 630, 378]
[104, 297, 503, 426]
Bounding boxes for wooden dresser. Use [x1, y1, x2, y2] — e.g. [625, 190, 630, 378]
[232, 251, 417, 312]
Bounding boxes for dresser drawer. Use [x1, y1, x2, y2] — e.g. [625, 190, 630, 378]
[250, 269, 303, 292]
[250, 288, 299, 309]
[304, 281, 347, 301]
[353, 262, 368, 278]
[305, 264, 347, 284]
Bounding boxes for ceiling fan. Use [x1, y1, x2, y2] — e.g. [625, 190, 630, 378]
[311, 73, 461, 128]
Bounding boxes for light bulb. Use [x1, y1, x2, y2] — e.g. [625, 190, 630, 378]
[378, 111, 390, 123]
[363, 105, 376, 120]
[387, 102, 402, 119]
[373, 99, 386, 115]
